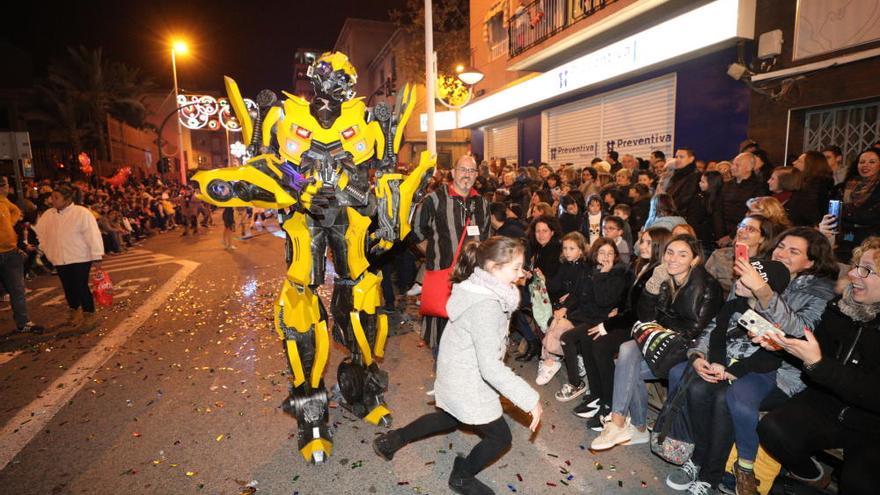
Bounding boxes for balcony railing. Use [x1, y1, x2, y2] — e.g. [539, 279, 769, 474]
[508, 0, 620, 58]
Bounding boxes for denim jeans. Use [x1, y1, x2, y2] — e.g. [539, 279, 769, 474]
[611, 340, 656, 428]
[726, 371, 777, 462]
[0, 248, 29, 328]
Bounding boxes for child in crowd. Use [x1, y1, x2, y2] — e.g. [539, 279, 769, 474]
[612, 204, 634, 249]
[373, 237, 542, 494]
[536, 232, 589, 385]
[583, 194, 605, 246]
[555, 238, 631, 402]
[602, 216, 632, 265]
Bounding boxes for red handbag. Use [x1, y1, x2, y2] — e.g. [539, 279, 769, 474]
[419, 220, 470, 318]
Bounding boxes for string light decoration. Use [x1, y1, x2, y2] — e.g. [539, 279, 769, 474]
[177, 94, 257, 131]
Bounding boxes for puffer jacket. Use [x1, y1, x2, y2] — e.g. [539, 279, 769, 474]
[753, 273, 837, 396]
[434, 269, 539, 425]
[637, 265, 723, 341]
[803, 297, 880, 434]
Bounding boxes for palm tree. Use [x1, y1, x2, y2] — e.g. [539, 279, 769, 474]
[31, 46, 153, 160]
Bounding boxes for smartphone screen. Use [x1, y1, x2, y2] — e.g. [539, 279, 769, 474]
[735, 242, 749, 262]
[827, 199, 842, 219]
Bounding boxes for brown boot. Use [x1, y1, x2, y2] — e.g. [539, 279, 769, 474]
[733, 462, 760, 495]
[80, 311, 99, 330]
[66, 308, 84, 328]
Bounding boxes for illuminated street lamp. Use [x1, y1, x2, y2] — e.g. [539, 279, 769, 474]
[455, 64, 484, 86]
[171, 39, 189, 183]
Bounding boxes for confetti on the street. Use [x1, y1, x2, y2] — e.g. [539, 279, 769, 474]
[216, 434, 224, 442]
[546, 482, 557, 487]
[559, 479, 569, 486]
[186, 471, 196, 476]
[397, 481, 409, 485]
[507, 483, 517, 492]
[547, 453, 558, 458]
[516, 473, 523, 482]
[641, 481, 648, 488]
[424, 461, 435, 466]
[595, 462, 604, 470]
[618, 480, 624, 487]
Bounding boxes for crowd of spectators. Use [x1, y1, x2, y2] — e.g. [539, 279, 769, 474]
[387, 141, 880, 495]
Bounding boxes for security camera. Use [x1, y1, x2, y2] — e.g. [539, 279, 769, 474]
[727, 63, 749, 81]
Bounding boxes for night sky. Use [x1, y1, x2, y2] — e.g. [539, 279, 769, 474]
[2, 0, 408, 95]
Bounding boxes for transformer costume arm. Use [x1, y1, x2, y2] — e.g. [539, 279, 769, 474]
[371, 83, 435, 253]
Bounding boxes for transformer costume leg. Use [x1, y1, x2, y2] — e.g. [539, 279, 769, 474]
[276, 211, 334, 464]
[326, 207, 392, 427]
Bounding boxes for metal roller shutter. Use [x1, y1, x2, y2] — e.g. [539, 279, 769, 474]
[542, 74, 676, 167]
[484, 119, 519, 164]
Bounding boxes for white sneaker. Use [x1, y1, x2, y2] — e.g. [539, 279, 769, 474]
[535, 360, 562, 385]
[666, 460, 700, 491]
[625, 424, 650, 445]
[590, 420, 632, 451]
[686, 480, 712, 495]
[406, 283, 422, 296]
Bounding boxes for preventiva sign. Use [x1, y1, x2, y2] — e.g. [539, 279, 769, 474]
[460, 0, 755, 128]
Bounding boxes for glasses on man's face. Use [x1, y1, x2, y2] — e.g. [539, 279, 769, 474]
[737, 223, 759, 234]
[853, 264, 877, 278]
[456, 167, 479, 176]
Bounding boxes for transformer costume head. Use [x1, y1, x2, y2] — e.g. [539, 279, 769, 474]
[307, 52, 357, 102]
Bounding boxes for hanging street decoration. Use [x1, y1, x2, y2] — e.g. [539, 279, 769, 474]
[177, 94, 256, 131]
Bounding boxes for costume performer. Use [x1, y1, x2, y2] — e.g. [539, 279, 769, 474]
[191, 52, 434, 464]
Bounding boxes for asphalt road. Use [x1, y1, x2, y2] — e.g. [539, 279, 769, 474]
[0, 215, 677, 495]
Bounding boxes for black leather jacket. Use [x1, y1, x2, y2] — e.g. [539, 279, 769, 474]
[637, 265, 723, 341]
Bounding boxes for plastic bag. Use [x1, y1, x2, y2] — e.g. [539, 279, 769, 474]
[91, 269, 114, 308]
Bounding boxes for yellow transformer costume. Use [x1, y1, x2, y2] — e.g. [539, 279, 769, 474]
[191, 52, 434, 464]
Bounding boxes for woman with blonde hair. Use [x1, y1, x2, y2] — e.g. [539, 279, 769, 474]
[746, 196, 792, 230]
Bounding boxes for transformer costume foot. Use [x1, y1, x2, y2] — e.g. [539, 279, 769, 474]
[191, 51, 434, 464]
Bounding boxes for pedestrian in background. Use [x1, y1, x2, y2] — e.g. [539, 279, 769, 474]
[34, 184, 104, 329]
[372, 236, 541, 495]
[0, 177, 44, 333]
[221, 207, 236, 250]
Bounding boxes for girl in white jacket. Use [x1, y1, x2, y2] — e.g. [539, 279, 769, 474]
[373, 236, 542, 495]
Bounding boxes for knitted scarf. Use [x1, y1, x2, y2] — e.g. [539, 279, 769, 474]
[469, 267, 521, 313]
[838, 284, 880, 323]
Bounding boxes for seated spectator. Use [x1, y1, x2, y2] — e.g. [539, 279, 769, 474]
[572, 226, 673, 425]
[591, 235, 722, 451]
[831, 148, 880, 261]
[612, 203, 634, 247]
[705, 214, 780, 296]
[668, 227, 838, 494]
[719, 153, 769, 247]
[602, 215, 632, 265]
[672, 223, 697, 238]
[746, 196, 792, 230]
[514, 216, 563, 361]
[555, 238, 630, 402]
[627, 183, 652, 233]
[583, 194, 605, 246]
[664, 260, 791, 494]
[692, 171, 725, 256]
[579, 167, 599, 197]
[788, 151, 834, 227]
[757, 236, 880, 494]
[767, 166, 800, 207]
[489, 202, 526, 239]
[536, 232, 589, 385]
[644, 193, 686, 231]
[559, 194, 585, 234]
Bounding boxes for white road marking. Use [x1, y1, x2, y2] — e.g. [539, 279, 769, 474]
[0, 351, 22, 366]
[0, 259, 200, 470]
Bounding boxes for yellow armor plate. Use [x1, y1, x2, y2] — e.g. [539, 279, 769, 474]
[352, 271, 381, 315]
[344, 208, 370, 280]
[310, 320, 329, 389]
[374, 314, 388, 359]
[349, 311, 374, 367]
[191, 154, 297, 209]
[275, 95, 382, 167]
[278, 281, 322, 334]
[300, 438, 333, 461]
[283, 213, 312, 286]
[364, 405, 391, 426]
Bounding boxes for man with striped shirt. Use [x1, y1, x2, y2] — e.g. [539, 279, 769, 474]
[414, 155, 491, 354]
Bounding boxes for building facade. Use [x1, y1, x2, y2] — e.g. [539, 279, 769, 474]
[465, 0, 758, 166]
[744, 0, 880, 165]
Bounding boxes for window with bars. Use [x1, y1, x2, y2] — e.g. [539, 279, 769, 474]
[804, 100, 880, 163]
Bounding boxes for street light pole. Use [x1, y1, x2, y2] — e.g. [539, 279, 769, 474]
[424, 0, 436, 156]
[171, 46, 187, 184]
